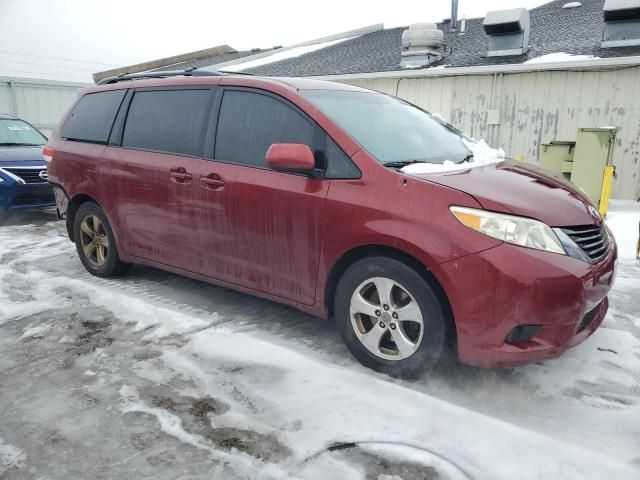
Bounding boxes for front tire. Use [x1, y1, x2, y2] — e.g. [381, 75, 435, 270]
[74, 202, 131, 277]
[334, 257, 449, 379]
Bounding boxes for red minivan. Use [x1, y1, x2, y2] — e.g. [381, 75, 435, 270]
[46, 71, 617, 378]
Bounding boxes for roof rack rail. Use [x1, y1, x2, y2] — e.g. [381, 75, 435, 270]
[96, 68, 227, 85]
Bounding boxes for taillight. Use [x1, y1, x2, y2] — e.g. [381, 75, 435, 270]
[42, 146, 54, 163]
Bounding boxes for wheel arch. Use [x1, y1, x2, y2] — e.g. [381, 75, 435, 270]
[324, 245, 456, 350]
[66, 193, 98, 242]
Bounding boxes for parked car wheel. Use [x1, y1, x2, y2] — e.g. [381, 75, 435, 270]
[334, 257, 449, 378]
[74, 202, 131, 277]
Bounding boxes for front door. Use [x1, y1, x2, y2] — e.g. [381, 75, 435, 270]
[197, 88, 329, 305]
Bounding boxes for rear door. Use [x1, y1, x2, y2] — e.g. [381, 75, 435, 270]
[196, 88, 329, 305]
[101, 87, 215, 271]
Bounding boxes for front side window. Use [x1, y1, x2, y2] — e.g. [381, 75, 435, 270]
[214, 90, 313, 168]
[300, 90, 472, 166]
[0, 119, 47, 146]
[61, 90, 126, 143]
[122, 89, 211, 157]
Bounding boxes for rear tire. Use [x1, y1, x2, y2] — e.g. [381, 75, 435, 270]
[334, 256, 449, 379]
[74, 202, 131, 277]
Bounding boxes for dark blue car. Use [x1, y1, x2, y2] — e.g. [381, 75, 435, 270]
[0, 114, 55, 213]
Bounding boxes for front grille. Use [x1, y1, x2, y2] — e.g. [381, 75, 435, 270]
[578, 302, 602, 332]
[3, 167, 48, 184]
[561, 225, 610, 262]
[13, 186, 55, 206]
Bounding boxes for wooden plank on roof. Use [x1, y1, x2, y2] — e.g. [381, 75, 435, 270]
[92, 44, 236, 83]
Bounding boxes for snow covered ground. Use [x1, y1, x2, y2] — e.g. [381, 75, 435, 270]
[0, 204, 639, 479]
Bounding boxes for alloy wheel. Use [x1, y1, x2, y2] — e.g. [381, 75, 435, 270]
[79, 214, 110, 268]
[349, 276, 424, 360]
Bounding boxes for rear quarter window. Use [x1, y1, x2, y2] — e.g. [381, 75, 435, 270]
[122, 89, 211, 157]
[61, 90, 126, 143]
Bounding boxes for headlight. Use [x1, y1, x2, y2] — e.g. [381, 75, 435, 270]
[450, 206, 566, 255]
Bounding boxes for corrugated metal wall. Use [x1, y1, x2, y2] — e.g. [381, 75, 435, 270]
[343, 67, 640, 200]
[0, 77, 85, 136]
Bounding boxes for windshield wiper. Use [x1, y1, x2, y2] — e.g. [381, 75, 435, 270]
[457, 154, 474, 164]
[0, 142, 43, 147]
[382, 160, 427, 169]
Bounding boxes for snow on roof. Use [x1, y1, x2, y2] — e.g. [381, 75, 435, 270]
[222, 37, 357, 72]
[524, 52, 600, 64]
[562, 2, 583, 8]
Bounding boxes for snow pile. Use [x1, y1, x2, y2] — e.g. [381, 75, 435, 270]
[606, 200, 640, 260]
[20, 323, 51, 339]
[224, 37, 355, 72]
[525, 52, 599, 64]
[402, 138, 505, 174]
[0, 437, 25, 476]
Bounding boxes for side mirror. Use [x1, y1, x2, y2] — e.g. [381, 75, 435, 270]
[266, 143, 316, 174]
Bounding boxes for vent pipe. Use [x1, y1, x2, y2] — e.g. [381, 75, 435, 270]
[400, 23, 444, 69]
[602, 0, 640, 48]
[450, 0, 459, 32]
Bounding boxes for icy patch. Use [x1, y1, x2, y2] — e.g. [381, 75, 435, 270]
[401, 139, 505, 174]
[0, 437, 26, 475]
[224, 37, 356, 72]
[182, 328, 640, 479]
[606, 200, 640, 260]
[120, 385, 211, 450]
[118, 385, 286, 478]
[525, 52, 599, 64]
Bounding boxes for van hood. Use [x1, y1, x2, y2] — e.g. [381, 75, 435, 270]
[408, 161, 601, 227]
[0, 145, 46, 167]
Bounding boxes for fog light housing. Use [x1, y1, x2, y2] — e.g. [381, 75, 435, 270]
[505, 325, 542, 344]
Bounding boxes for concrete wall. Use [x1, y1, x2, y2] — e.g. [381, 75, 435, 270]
[0, 76, 87, 137]
[343, 67, 640, 200]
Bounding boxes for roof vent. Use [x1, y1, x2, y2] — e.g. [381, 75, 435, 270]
[400, 23, 444, 68]
[602, 0, 640, 47]
[483, 8, 530, 57]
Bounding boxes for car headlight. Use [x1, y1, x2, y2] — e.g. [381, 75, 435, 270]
[450, 206, 566, 255]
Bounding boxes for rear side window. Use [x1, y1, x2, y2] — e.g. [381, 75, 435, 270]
[61, 90, 126, 143]
[122, 89, 211, 157]
[215, 90, 313, 168]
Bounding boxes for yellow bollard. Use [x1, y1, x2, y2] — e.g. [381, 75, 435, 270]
[598, 165, 615, 218]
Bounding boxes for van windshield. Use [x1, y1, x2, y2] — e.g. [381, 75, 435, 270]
[0, 119, 47, 146]
[300, 90, 472, 166]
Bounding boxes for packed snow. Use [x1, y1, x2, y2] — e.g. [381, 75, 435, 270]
[223, 37, 356, 72]
[402, 138, 505, 174]
[0, 207, 639, 479]
[606, 200, 640, 260]
[525, 52, 600, 64]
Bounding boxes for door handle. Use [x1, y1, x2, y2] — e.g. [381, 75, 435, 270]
[169, 167, 192, 184]
[200, 174, 225, 190]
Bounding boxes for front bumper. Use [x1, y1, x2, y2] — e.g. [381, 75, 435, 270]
[432, 240, 617, 368]
[0, 171, 55, 210]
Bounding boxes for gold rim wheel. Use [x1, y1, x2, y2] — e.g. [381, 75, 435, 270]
[79, 214, 110, 268]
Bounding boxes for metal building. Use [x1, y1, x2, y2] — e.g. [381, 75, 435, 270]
[0, 76, 86, 136]
[336, 60, 640, 201]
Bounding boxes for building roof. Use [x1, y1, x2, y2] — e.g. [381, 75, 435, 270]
[228, 0, 640, 77]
